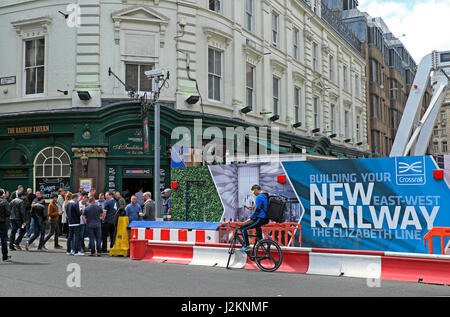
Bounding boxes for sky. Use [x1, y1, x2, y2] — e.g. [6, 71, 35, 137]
[357, 0, 450, 63]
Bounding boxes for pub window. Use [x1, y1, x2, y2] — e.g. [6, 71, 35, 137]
[24, 38, 45, 95]
[125, 63, 154, 93]
[34, 147, 71, 178]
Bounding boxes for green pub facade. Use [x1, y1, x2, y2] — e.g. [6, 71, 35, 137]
[0, 101, 173, 201]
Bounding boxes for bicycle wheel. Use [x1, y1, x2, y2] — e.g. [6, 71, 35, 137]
[226, 233, 239, 269]
[253, 239, 283, 272]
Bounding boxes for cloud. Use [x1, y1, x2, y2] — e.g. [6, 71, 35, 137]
[358, 0, 450, 63]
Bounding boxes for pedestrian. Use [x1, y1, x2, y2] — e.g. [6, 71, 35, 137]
[114, 191, 127, 217]
[82, 197, 104, 256]
[0, 189, 11, 262]
[33, 191, 42, 204]
[114, 191, 127, 232]
[78, 193, 89, 252]
[88, 188, 96, 202]
[9, 191, 27, 250]
[142, 192, 155, 221]
[96, 193, 105, 210]
[135, 188, 144, 208]
[66, 194, 84, 256]
[102, 191, 117, 253]
[25, 197, 48, 251]
[42, 194, 63, 249]
[10, 185, 24, 201]
[62, 191, 72, 237]
[24, 188, 34, 239]
[56, 188, 65, 237]
[125, 195, 143, 223]
[162, 189, 172, 221]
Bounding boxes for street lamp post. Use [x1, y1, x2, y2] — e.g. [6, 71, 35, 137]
[108, 67, 169, 217]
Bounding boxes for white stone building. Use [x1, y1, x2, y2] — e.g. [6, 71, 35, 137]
[0, 0, 368, 153]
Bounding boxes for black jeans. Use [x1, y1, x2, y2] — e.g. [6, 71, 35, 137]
[43, 220, 60, 247]
[240, 217, 269, 247]
[9, 219, 26, 248]
[28, 219, 46, 249]
[0, 222, 8, 261]
[101, 223, 115, 252]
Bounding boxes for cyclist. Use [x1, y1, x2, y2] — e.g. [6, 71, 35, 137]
[239, 184, 269, 252]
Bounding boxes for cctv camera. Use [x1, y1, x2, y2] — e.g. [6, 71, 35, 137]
[145, 69, 165, 79]
[179, 18, 187, 28]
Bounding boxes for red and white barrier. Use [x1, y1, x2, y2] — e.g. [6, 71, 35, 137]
[130, 240, 450, 285]
[131, 227, 219, 244]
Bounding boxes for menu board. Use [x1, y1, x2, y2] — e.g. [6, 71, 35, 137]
[35, 177, 71, 199]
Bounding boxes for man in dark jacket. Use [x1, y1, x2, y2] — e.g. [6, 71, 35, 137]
[65, 194, 83, 256]
[26, 197, 48, 251]
[9, 192, 27, 250]
[142, 192, 155, 221]
[0, 189, 11, 262]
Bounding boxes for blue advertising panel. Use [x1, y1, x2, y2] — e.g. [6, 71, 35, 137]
[282, 156, 449, 254]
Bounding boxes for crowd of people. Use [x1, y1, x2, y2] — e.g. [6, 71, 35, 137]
[0, 185, 173, 262]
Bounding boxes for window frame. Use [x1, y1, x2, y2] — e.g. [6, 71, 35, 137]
[23, 37, 45, 97]
[294, 86, 302, 123]
[245, 0, 254, 32]
[273, 76, 280, 116]
[246, 63, 255, 110]
[313, 96, 320, 129]
[272, 12, 279, 47]
[209, 0, 222, 14]
[125, 63, 154, 94]
[208, 47, 224, 103]
[293, 27, 299, 60]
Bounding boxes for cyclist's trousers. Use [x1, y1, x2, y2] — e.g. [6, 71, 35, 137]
[240, 217, 269, 247]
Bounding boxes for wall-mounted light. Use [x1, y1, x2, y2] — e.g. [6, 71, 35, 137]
[80, 152, 88, 175]
[293, 122, 302, 128]
[344, 138, 351, 143]
[57, 89, 68, 95]
[312, 128, 320, 133]
[329, 133, 337, 138]
[270, 115, 280, 122]
[186, 95, 200, 105]
[58, 10, 69, 19]
[240, 106, 252, 114]
[357, 142, 363, 146]
[77, 91, 91, 101]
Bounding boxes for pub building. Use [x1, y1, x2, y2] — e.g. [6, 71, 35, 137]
[0, 101, 173, 202]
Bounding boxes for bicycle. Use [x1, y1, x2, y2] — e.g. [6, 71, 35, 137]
[226, 224, 283, 272]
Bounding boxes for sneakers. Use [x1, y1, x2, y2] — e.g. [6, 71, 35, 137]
[2, 256, 12, 263]
[66, 251, 75, 256]
[54, 245, 63, 249]
[239, 246, 252, 252]
[75, 252, 85, 256]
[14, 244, 22, 251]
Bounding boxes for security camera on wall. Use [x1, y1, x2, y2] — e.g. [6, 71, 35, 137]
[144, 69, 165, 79]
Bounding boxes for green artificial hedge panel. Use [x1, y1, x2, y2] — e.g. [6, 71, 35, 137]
[170, 166, 223, 222]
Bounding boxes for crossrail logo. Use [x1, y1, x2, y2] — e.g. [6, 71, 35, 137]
[395, 157, 426, 185]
